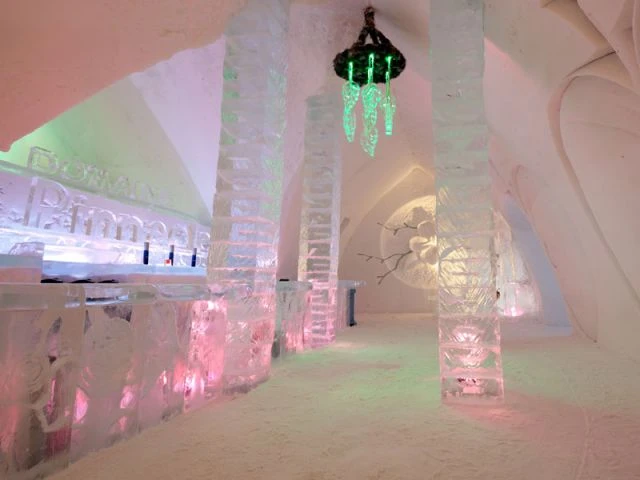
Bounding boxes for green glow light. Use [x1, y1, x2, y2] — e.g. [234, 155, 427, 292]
[367, 53, 375, 84]
[361, 82, 381, 157]
[342, 61, 360, 143]
[383, 56, 396, 136]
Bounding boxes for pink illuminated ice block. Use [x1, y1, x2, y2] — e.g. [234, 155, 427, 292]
[207, 0, 289, 392]
[0, 284, 85, 479]
[298, 93, 343, 348]
[431, 0, 504, 403]
[183, 289, 228, 411]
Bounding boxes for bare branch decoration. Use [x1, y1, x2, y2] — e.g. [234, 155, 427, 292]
[376, 221, 419, 236]
[375, 249, 413, 285]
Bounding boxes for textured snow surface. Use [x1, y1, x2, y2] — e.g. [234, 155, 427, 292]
[51, 315, 640, 480]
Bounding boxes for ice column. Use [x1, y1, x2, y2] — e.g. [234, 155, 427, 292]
[298, 93, 342, 348]
[208, 0, 289, 390]
[430, 0, 504, 403]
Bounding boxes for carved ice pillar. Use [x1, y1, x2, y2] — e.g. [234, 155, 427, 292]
[297, 93, 342, 348]
[430, 0, 504, 403]
[207, 0, 289, 390]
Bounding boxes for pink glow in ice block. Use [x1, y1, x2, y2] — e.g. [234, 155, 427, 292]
[0, 284, 85, 479]
[184, 292, 228, 411]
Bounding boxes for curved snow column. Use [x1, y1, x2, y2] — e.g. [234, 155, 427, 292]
[297, 92, 343, 348]
[547, 53, 640, 357]
[207, 0, 290, 392]
[483, 0, 640, 358]
[431, 0, 503, 403]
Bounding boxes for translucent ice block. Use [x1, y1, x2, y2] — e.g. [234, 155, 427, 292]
[0, 284, 84, 479]
[273, 281, 312, 358]
[70, 284, 157, 459]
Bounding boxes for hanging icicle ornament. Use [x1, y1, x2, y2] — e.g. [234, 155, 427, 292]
[342, 62, 360, 143]
[333, 6, 406, 157]
[382, 56, 397, 136]
[361, 53, 382, 156]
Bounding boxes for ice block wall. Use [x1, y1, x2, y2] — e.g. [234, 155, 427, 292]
[0, 283, 226, 480]
[207, 0, 289, 390]
[430, 0, 504, 403]
[297, 93, 342, 348]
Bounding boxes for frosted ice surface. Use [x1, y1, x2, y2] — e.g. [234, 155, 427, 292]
[431, 0, 504, 403]
[298, 93, 343, 348]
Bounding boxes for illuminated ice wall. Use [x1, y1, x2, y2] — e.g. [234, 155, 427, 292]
[207, 0, 289, 389]
[431, 0, 504, 403]
[0, 283, 226, 479]
[298, 93, 342, 348]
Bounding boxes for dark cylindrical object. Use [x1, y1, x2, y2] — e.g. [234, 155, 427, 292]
[143, 241, 150, 265]
[348, 288, 357, 327]
[191, 247, 197, 267]
[168, 244, 175, 266]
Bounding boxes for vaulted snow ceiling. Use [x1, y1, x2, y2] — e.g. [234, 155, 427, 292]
[1, 0, 640, 360]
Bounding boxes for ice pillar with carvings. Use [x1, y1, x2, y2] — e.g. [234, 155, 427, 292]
[430, 0, 504, 403]
[298, 93, 342, 348]
[207, 0, 289, 390]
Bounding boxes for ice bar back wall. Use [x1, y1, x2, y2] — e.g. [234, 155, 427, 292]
[0, 0, 557, 477]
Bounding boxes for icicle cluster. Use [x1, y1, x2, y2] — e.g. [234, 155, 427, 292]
[341, 55, 396, 157]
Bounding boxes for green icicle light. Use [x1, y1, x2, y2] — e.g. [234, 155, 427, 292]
[360, 53, 381, 157]
[342, 62, 360, 143]
[383, 56, 396, 136]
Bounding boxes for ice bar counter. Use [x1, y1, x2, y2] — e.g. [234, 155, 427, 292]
[0, 242, 228, 479]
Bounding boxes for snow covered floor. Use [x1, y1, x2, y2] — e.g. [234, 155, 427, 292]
[52, 315, 640, 480]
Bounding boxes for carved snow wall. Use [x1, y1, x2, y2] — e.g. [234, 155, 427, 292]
[297, 93, 343, 348]
[207, 0, 289, 390]
[430, 0, 504, 403]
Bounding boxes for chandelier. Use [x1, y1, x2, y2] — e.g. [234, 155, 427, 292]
[333, 7, 406, 157]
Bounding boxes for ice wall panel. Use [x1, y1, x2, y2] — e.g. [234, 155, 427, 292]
[431, 0, 504, 403]
[297, 93, 342, 348]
